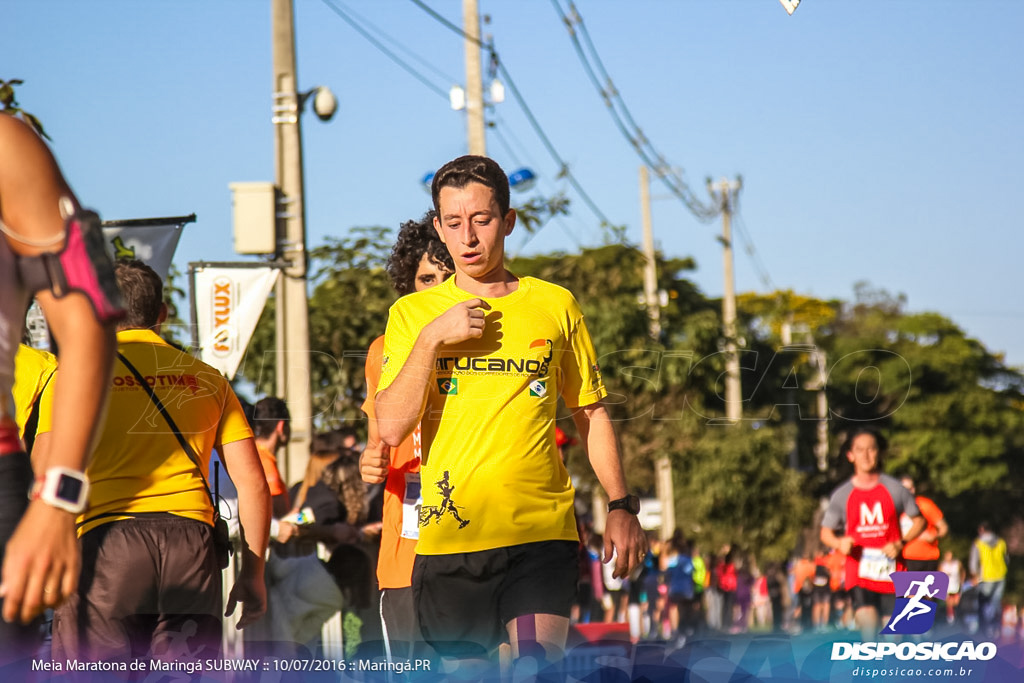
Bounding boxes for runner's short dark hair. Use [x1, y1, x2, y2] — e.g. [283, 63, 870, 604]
[114, 259, 162, 330]
[431, 155, 510, 217]
[838, 427, 888, 458]
[252, 396, 290, 438]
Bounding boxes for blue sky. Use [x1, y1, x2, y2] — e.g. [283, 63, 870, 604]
[5, 0, 1023, 367]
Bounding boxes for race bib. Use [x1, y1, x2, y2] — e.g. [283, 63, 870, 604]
[401, 473, 421, 540]
[858, 547, 895, 583]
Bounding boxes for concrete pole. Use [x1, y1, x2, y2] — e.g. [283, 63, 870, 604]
[813, 346, 830, 471]
[272, 0, 312, 485]
[639, 166, 676, 539]
[639, 166, 661, 339]
[655, 454, 675, 542]
[781, 321, 799, 469]
[463, 0, 486, 156]
[711, 178, 742, 422]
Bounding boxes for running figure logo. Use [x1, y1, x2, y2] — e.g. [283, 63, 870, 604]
[883, 571, 950, 634]
[418, 470, 470, 529]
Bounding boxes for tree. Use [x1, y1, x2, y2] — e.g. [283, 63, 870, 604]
[159, 263, 190, 350]
[674, 423, 813, 563]
[239, 226, 395, 434]
[736, 283, 1024, 549]
[826, 285, 1024, 535]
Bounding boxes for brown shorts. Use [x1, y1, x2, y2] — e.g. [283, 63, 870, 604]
[53, 514, 222, 662]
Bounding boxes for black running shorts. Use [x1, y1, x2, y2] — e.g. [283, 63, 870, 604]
[412, 540, 578, 658]
[850, 585, 896, 615]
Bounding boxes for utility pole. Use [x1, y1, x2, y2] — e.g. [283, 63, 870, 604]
[639, 165, 660, 339]
[638, 166, 674, 541]
[781, 320, 799, 470]
[811, 345, 829, 471]
[463, 0, 486, 155]
[271, 0, 313, 485]
[709, 177, 743, 422]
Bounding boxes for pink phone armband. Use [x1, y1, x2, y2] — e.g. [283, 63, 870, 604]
[16, 209, 124, 322]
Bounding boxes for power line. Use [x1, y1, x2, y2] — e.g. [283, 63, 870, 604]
[407, 0, 466, 40]
[319, 0, 450, 100]
[490, 111, 595, 253]
[407, 0, 618, 228]
[332, 0, 459, 84]
[551, 0, 718, 223]
[732, 207, 776, 291]
[490, 116, 525, 168]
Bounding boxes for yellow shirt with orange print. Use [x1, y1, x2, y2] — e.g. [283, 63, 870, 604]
[378, 276, 606, 555]
[38, 329, 252, 534]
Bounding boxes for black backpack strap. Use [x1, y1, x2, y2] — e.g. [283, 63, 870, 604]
[116, 351, 218, 513]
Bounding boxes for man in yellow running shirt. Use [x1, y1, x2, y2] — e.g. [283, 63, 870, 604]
[375, 155, 646, 672]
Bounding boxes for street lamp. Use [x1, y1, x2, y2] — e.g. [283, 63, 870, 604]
[301, 85, 337, 122]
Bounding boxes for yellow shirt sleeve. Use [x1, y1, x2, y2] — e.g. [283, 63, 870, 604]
[377, 302, 419, 395]
[215, 385, 254, 447]
[558, 305, 607, 408]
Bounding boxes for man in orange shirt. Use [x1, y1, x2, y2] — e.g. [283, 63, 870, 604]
[899, 475, 948, 572]
[252, 397, 291, 519]
[360, 211, 452, 663]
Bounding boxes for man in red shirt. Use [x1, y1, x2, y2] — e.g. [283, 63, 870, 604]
[821, 429, 926, 640]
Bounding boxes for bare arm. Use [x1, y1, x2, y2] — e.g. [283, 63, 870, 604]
[932, 516, 949, 541]
[572, 401, 647, 580]
[885, 515, 927, 559]
[359, 416, 389, 485]
[375, 299, 487, 446]
[220, 437, 271, 629]
[820, 527, 853, 556]
[0, 115, 117, 624]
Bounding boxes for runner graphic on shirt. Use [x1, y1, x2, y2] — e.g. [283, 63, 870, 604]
[419, 470, 470, 529]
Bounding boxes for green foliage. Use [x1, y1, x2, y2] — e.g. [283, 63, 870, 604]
[674, 424, 813, 563]
[239, 226, 395, 434]
[515, 192, 570, 233]
[342, 611, 362, 659]
[1, 78, 50, 139]
[737, 283, 1024, 557]
[159, 263, 190, 350]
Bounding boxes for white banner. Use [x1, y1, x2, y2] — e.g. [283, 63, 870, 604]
[101, 220, 189, 280]
[194, 266, 279, 379]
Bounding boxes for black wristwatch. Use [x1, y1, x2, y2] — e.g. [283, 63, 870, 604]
[608, 494, 640, 515]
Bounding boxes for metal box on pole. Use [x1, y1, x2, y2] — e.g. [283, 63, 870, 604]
[230, 181, 276, 255]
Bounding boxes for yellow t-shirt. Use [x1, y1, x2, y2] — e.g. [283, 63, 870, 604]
[12, 344, 57, 441]
[38, 329, 253, 534]
[378, 276, 606, 555]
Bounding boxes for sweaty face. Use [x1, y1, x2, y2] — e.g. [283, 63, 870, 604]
[413, 252, 452, 293]
[434, 182, 515, 283]
[847, 433, 880, 474]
